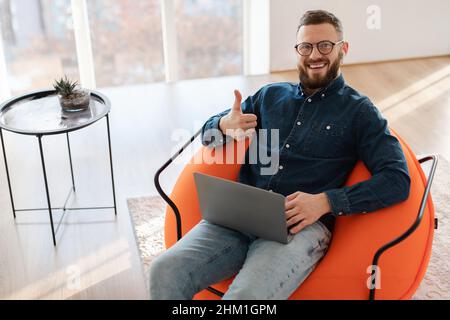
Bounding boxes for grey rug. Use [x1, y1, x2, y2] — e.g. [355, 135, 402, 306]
[127, 157, 450, 299]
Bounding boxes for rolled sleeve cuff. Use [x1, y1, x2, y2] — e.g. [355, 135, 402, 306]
[210, 116, 221, 130]
[202, 116, 232, 147]
[203, 116, 222, 135]
[325, 189, 351, 217]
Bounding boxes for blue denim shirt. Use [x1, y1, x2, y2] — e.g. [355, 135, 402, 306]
[201, 74, 411, 232]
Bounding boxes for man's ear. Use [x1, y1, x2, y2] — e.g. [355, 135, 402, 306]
[342, 41, 349, 56]
[339, 42, 349, 65]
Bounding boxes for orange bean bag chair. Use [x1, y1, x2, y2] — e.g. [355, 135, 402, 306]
[158, 130, 436, 300]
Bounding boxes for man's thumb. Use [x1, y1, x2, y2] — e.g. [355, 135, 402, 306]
[232, 90, 242, 113]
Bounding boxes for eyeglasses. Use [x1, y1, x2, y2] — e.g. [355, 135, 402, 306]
[294, 40, 344, 56]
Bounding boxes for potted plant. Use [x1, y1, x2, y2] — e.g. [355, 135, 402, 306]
[53, 76, 90, 112]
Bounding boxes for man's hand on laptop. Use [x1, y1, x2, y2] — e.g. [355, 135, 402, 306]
[218, 89, 258, 141]
[285, 191, 332, 234]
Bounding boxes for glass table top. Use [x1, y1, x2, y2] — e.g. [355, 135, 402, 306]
[0, 90, 110, 135]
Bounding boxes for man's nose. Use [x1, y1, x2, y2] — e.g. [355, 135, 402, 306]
[309, 45, 323, 60]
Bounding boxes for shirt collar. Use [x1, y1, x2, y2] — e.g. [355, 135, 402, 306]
[298, 73, 346, 98]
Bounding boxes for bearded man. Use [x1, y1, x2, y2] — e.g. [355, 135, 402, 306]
[149, 9, 410, 300]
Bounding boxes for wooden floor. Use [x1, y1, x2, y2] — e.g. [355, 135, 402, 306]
[0, 55, 449, 299]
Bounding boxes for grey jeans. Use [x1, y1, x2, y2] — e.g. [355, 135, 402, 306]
[149, 219, 331, 300]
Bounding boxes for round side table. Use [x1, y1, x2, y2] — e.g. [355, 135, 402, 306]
[0, 89, 117, 246]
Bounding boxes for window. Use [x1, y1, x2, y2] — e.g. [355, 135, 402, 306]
[86, 0, 165, 87]
[173, 0, 243, 80]
[0, 0, 253, 94]
[0, 0, 79, 95]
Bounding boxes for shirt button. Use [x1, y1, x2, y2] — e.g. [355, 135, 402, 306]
[338, 211, 343, 216]
[279, 165, 284, 170]
[321, 94, 325, 98]
[269, 189, 273, 192]
[308, 98, 312, 102]
[285, 144, 290, 148]
[297, 121, 302, 126]
[326, 125, 331, 130]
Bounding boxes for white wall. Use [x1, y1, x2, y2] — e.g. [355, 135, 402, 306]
[270, 0, 450, 71]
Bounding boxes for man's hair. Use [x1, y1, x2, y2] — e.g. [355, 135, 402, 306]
[297, 10, 343, 39]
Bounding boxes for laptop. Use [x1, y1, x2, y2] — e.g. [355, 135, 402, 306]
[193, 172, 294, 244]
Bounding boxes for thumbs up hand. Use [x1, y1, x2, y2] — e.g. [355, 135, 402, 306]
[231, 89, 243, 114]
[219, 90, 258, 141]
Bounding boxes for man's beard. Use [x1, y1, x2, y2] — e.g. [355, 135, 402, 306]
[298, 52, 343, 90]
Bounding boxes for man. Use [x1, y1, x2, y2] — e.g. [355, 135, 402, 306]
[149, 10, 410, 300]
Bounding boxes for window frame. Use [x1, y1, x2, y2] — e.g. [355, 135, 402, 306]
[71, 0, 96, 89]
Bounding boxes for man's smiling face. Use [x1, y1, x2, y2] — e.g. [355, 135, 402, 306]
[296, 23, 348, 92]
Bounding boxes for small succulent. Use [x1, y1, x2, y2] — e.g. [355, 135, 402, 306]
[53, 76, 79, 98]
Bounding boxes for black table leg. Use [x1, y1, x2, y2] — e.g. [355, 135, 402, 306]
[66, 132, 76, 191]
[0, 128, 16, 218]
[106, 114, 117, 215]
[37, 135, 56, 246]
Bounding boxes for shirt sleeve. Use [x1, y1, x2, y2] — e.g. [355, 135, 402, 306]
[201, 90, 262, 148]
[324, 100, 411, 216]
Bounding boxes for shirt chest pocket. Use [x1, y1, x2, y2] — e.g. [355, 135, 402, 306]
[303, 121, 351, 159]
